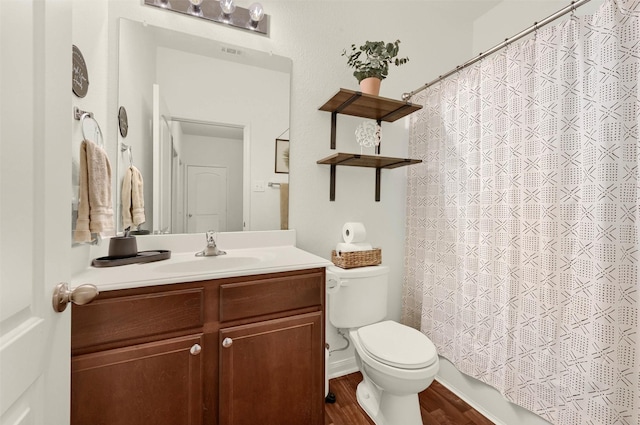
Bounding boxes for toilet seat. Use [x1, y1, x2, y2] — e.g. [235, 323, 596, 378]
[356, 321, 437, 370]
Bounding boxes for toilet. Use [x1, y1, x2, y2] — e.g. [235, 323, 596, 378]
[326, 265, 439, 425]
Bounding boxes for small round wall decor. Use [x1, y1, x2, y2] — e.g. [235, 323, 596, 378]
[118, 106, 129, 138]
[72, 45, 89, 98]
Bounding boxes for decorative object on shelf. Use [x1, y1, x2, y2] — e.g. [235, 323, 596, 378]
[355, 121, 381, 154]
[342, 40, 409, 96]
[144, 0, 268, 35]
[275, 138, 290, 174]
[72, 45, 89, 98]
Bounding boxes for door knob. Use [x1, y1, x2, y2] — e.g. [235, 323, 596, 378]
[52, 282, 99, 313]
[222, 337, 233, 348]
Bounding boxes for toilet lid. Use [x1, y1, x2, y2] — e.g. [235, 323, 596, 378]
[357, 321, 437, 370]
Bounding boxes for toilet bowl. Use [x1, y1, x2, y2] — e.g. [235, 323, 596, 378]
[326, 265, 440, 425]
[350, 321, 439, 425]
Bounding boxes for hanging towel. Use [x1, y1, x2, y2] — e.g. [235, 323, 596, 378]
[280, 183, 289, 230]
[74, 140, 114, 243]
[122, 165, 146, 229]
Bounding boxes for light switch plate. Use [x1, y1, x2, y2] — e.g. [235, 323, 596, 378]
[252, 180, 265, 192]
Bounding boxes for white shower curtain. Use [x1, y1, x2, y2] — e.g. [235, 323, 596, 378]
[402, 1, 640, 424]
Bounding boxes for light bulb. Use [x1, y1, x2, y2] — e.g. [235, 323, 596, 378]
[248, 2, 264, 23]
[188, 0, 203, 16]
[219, 0, 235, 15]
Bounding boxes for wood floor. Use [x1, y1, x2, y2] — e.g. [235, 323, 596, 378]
[325, 372, 495, 425]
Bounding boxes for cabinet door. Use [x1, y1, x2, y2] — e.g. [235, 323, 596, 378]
[219, 312, 323, 425]
[71, 334, 204, 425]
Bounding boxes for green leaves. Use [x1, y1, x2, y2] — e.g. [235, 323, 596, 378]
[342, 40, 409, 83]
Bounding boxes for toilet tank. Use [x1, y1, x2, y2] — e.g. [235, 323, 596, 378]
[326, 265, 389, 329]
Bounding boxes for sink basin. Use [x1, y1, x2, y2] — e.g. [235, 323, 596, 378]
[153, 256, 262, 274]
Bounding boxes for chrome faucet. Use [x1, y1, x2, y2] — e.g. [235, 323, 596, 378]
[196, 230, 226, 257]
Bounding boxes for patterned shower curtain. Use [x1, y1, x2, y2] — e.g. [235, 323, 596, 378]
[402, 1, 640, 424]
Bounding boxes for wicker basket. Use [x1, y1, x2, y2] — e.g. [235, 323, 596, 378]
[331, 248, 382, 269]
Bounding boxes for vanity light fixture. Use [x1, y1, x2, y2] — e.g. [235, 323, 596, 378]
[144, 0, 269, 36]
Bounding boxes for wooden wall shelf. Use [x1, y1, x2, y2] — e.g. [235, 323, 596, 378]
[317, 89, 423, 201]
[319, 88, 422, 122]
[319, 88, 422, 149]
[317, 153, 421, 202]
[317, 153, 421, 169]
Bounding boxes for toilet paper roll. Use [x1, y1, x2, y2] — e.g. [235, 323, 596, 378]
[342, 222, 367, 243]
[336, 242, 373, 253]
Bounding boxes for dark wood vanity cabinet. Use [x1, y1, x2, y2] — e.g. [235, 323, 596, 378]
[71, 267, 325, 425]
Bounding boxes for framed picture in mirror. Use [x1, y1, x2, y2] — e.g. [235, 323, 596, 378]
[275, 139, 290, 174]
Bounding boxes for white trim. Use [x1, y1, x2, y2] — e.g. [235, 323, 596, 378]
[327, 356, 358, 380]
[242, 124, 251, 230]
[435, 357, 552, 425]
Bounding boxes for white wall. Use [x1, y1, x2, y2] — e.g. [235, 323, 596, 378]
[181, 134, 244, 231]
[117, 20, 156, 233]
[156, 46, 289, 231]
[70, 0, 111, 271]
[472, 0, 604, 54]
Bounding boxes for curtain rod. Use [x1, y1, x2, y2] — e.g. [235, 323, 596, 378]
[402, 0, 593, 101]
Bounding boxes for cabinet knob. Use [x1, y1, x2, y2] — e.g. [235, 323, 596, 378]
[190, 344, 202, 355]
[222, 337, 233, 348]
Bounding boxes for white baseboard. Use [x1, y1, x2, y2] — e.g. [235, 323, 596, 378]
[435, 376, 505, 425]
[327, 356, 358, 380]
[436, 357, 551, 425]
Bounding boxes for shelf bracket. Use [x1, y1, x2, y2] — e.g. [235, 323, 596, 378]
[379, 103, 414, 122]
[375, 120, 382, 155]
[375, 168, 381, 202]
[331, 112, 337, 150]
[330, 92, 362, 150]
[330, 164, 336, 201]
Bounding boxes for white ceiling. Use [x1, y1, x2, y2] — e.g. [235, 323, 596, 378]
[427, 0, 501, 22]
[176, 120, 244, 140]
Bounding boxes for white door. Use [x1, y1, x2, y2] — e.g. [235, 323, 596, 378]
[152, 84, 173, 234]
[1, 2, 72, 425]
[186, 166, 228, 233]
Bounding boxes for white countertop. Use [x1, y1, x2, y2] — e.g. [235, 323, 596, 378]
[71, 230, 331, 291]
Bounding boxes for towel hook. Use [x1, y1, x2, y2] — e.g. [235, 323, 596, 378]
[121, 143, 133, 167]
[74, 107, 104, 148]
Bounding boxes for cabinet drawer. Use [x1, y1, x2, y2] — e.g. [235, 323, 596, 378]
[72, 287, 204, 353]
[220, 271, 323, 322]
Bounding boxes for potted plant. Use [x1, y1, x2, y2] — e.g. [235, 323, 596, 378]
[342, 40, 409, 96]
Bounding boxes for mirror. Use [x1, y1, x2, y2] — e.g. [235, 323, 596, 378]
[117, 18, 291, 235]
